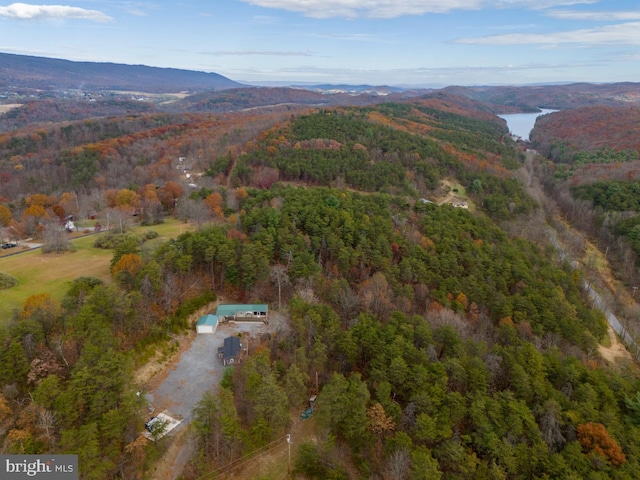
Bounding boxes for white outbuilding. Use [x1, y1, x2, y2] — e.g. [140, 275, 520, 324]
[196, 314, 219, 334]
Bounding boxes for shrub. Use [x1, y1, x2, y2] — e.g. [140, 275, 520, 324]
[94, 232, 141, 249]
[0, 272, 18, 290]
[167, 291, 217, 332]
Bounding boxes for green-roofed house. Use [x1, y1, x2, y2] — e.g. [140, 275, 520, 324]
[196, 314, 219, 334]
[215, 304, 268, 323]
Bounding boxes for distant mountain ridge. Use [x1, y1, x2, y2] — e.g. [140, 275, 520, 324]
[0, 52, 243, 93]
[444, 83, 640, 110]
[298, 84, 406, 95]
[169, 86, 426, 113]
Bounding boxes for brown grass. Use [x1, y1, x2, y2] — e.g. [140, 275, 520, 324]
[0, 104, 22, 114]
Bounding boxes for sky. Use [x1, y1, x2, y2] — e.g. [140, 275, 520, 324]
[0, 0, 639, 87]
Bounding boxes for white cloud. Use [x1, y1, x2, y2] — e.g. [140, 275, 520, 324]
[455, 22, 640, 45]
[606, 52, 640, 62]
[239, 0, 596, 18]
[228, 59, 601, 85]
[252, 14, 280, 23]
[497, 0, 597, 9]
[546, 9, 640, 21]
[241, 0, 480, 18]
[116, 2, 160, 17]
[0, 3, 112, 21]
[314, 33, 381, 42]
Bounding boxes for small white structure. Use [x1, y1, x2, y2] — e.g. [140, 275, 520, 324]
[451, 202, 469, 209]
[143, 411, 183, 440]
[196, 314, 219, 334]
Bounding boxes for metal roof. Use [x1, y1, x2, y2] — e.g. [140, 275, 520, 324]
[196, 314, 218, 327]
[215, 304, 268, 316]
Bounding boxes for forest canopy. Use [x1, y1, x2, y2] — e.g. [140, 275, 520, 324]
[1, 98, 639, 479]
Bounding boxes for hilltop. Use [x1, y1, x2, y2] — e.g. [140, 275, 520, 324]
[0, 52, 243, 94]
[445, 82, 640, 110]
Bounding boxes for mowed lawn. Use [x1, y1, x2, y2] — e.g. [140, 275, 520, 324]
[0, 218, 193, 324]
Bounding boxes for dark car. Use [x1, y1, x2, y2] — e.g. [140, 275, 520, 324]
[1, 243, 17, 249]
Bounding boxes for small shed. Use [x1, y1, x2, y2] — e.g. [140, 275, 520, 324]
[196, 314, 219, 334]
[218, 336, 242, 366]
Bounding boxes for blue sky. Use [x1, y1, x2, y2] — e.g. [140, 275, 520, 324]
[0, 1, 639, 86]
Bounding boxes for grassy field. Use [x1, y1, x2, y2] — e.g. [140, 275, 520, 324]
[0, 218, 193, 324]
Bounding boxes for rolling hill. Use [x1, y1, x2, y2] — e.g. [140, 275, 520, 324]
[444, 83, 640, 110]
[2, 88, 640, 479]
[0, 51, 243, 93]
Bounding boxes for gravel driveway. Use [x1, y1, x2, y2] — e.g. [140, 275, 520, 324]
[147, 319, 279, 421]
[145, 313, 287, 479]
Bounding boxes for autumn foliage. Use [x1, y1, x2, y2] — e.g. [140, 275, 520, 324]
[577, 422, 626, 466]
[19, 293, 62, 321]
[112, 253, 144, 278]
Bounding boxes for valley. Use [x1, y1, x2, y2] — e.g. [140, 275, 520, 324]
[1, 58, 640, 479]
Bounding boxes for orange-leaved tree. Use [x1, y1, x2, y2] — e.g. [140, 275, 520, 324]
[204, 192, 224, 218]
[19, 293, 63, 343]
[112, 253, 143, 276]
[159, 181, 183, 211]
[0, 204, 11, 226]
[577, 422, 626, 466]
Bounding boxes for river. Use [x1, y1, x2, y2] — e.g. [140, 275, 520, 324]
[497, 109, 558, 141]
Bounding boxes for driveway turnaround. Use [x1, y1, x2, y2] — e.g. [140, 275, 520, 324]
[148, 322, 271, 421]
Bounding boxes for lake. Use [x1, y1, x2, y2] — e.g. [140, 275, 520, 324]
[497, 109, 558, 141]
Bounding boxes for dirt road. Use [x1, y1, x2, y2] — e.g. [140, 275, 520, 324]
[519, 149, 636, 363]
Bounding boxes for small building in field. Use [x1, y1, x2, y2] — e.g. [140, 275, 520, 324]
[218, 336, 242, 366]
[451, 201, 469, 209]
[196, 314, 219, 334]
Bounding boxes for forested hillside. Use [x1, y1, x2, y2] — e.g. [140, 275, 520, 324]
[0, 52, 242, 93]
[169, 86, 391, 113]
[529, 106, 640, 302]
[531, 106, 640, 164]
[0, 99, 158, 132]
[1, 98, 640, 479]
[447, 83, 640, 110]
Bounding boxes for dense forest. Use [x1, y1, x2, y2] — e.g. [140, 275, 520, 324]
[530, 106, 640, 164]
[447, 83, 640, 111]
[1, 97, 640, 479]
[529, 106, 640, 303]
[0, 99, 158, 132]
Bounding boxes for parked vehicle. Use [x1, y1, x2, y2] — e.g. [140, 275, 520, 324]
[144, 417, 163, 434]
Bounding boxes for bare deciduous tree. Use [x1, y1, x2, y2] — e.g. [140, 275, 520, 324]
[42, 220, 72, 253]
[384, 447, 411, 480]
[270, 264, 290, 311]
